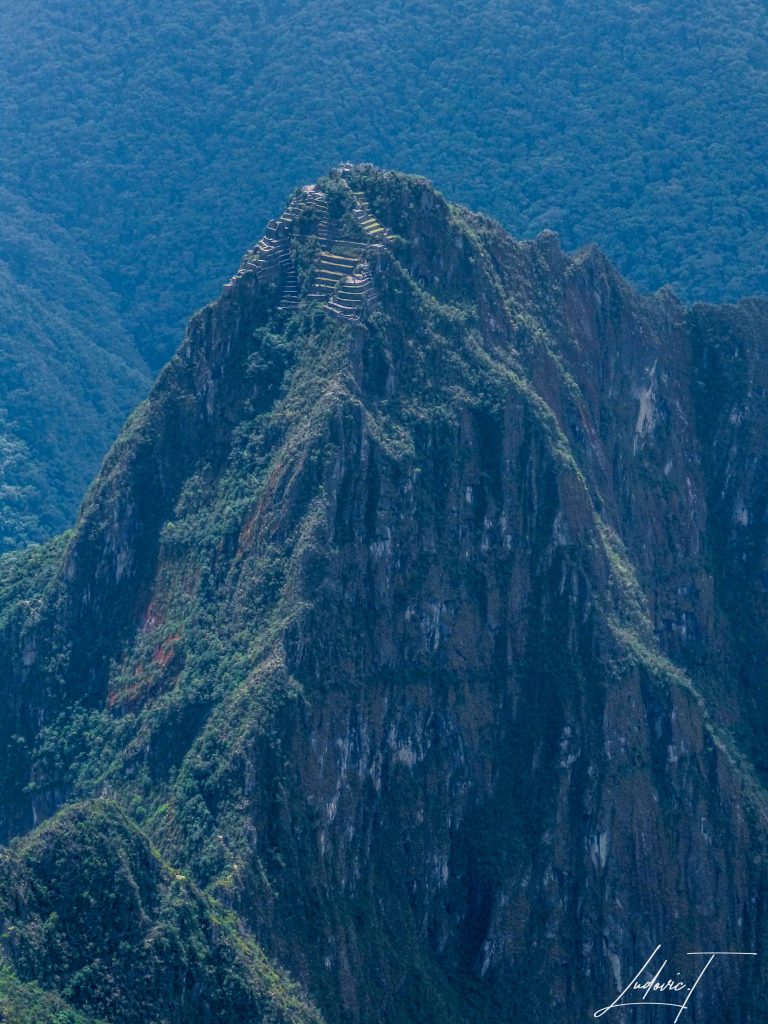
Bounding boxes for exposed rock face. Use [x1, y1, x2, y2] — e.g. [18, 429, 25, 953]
[0, 166, 767, 1023]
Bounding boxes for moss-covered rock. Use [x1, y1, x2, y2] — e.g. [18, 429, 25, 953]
[1, 168, 767, 1022]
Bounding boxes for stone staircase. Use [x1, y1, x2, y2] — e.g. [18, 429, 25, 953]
[309, 251, 360, 298]
[325, 263, 374, 321]
[300, 185, 330, 244]
[351, 191, 395, 242]
[278, 260, 300, 310]
[224, 181, 390, 322]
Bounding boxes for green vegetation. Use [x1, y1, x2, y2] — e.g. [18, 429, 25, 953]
[2, 0, 768, 549]
[0, 191, 149, 551]
[0, 801, 322, 1024]
[0, 961, 103, 1024]
[0, 169, 767, 1022]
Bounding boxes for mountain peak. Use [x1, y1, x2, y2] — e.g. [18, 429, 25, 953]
[2, 172, 768, 1023]
[222, 165, 434, 324]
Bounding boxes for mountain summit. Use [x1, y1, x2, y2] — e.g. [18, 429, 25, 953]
[1, 166, 767, 1022]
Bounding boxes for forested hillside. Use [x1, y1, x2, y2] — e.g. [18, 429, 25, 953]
[1, 168, 767, 1022]
[0, 189, 148, 550]
[1, 0, 767, 549]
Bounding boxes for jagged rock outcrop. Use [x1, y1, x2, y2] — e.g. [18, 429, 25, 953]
[1, 166, 767, 1023]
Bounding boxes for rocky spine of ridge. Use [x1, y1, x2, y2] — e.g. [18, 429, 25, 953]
[0, 166, 767, 1023]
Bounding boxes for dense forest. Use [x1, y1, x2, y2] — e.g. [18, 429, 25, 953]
[1, 0, 767, 548]
[0, 188, 148, 550]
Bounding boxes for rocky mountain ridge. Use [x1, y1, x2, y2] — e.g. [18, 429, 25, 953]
[0, 166, 767, 1022]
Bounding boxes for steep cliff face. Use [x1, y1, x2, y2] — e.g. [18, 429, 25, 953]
[1, 167, 767, 1023]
